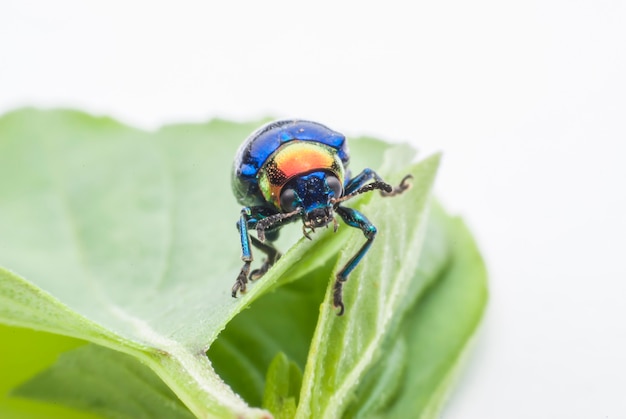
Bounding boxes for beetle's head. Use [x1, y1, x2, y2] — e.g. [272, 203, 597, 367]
[279, 171, 343, 229]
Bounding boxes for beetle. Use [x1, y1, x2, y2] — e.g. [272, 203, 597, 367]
[231, 120, 412, 315]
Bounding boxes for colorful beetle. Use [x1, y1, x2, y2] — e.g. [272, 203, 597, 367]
[231, 120, 412, 315]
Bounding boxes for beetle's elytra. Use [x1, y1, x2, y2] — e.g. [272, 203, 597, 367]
[231, 120, 412, 315]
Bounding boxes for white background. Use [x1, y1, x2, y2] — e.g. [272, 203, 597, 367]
[1, 1, 625, 418]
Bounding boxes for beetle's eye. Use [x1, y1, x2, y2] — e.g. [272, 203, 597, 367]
[280, 187, 298, 211]
[326, 176, 343, 198]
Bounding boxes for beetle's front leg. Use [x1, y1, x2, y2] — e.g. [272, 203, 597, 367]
[380, 174, 412, 197]
[233, 206, 295, 297]
[339, 168, 412, 203]
[343, 168, 385, 194]
[333, 206, 378, 315]
[232, 207, 254, 297]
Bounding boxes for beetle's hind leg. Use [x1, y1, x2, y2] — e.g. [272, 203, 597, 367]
[247, 207, 300, 281]
[249, 232, 281, 281]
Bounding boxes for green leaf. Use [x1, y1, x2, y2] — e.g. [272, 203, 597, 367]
[12, 344, 194, 419]
[0, 109, 282, 418]
[262, 353, 303, 419]
[206, 255, 334, 407]
[0, 324, 97, 419]
[386, 215, 488, 416]
[344, 206, 489, 418]
[0, 109, 487, 419]
[294, 151, 440, 418]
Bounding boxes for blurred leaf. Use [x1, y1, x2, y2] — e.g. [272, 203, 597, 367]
[385, 215, 488, 416]
[13, 344, 193, 419]
[262, 353, 302, 419]
[0, 324, 97, 419]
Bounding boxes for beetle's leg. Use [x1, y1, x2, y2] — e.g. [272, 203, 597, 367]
[343, 168, 412, 197]
[233, 207, 296, 297]
[232, 207, 254, 298]
[255, 207, 302, 242]
[344, 168, 385, 194]
[333, 206, 377, 316]
[248, 208, 300, 279]
[249, 234, 281, 281]
[381, 174, 412, 197]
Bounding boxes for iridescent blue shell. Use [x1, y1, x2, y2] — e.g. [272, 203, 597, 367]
[232, 120, 350, 207]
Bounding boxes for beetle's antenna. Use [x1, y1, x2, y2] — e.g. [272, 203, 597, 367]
[256, 207, 302, 242]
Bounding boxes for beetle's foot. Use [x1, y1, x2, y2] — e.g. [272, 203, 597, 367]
[250, 259, 272, 281]
[303, 224, 314, 240]
[381, 174, 413, 197]
[333, 279, 345, 316]
[250, 250, 281, 281]
[231, 276, 247, 298]
[232, 262, 251, 297]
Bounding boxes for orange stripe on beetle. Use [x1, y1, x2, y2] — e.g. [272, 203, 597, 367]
[258, 142, 344, 208]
